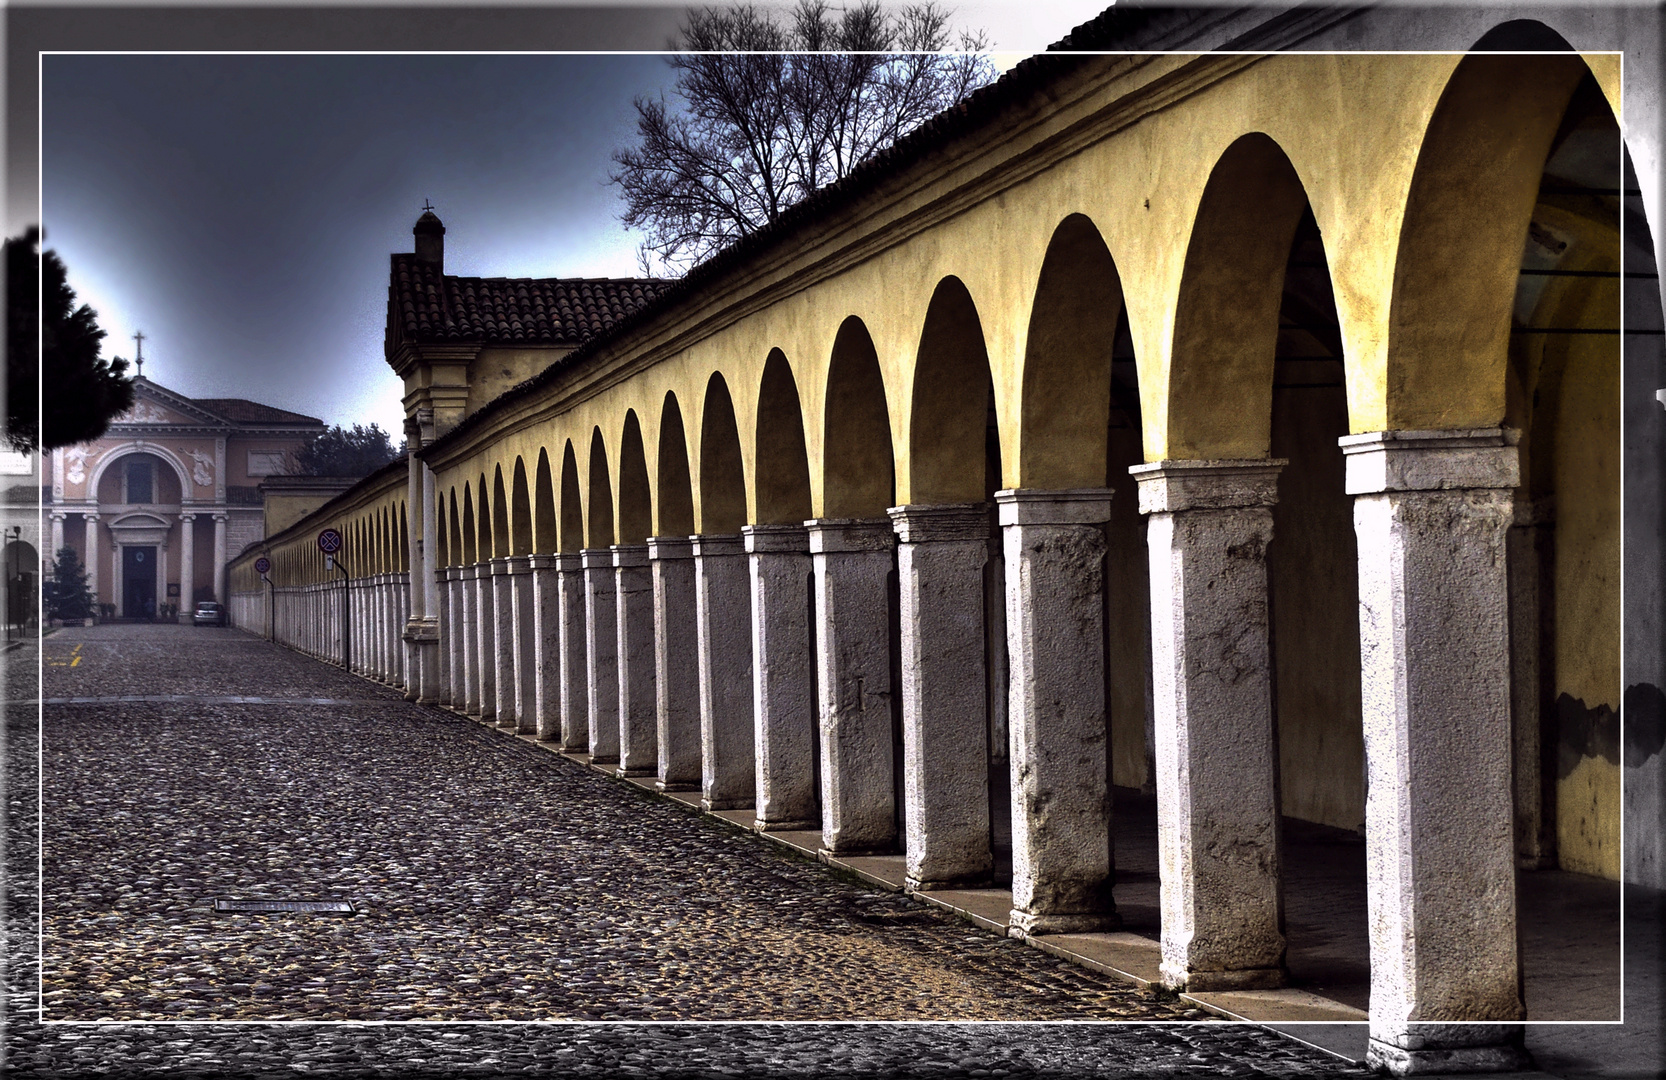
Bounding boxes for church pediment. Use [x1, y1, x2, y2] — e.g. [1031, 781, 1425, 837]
[110, 381, 227, 428]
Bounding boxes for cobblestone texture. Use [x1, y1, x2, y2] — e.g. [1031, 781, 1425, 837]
[5, 624, 1367, 1076]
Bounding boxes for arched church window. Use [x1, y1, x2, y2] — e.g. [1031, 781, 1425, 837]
[126, 459, 153, 504]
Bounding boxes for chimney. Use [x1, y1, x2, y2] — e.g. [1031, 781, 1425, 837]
[413, 207, 445, 269]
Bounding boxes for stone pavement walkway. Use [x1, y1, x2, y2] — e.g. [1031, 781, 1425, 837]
[5, 623, 1365, 1077]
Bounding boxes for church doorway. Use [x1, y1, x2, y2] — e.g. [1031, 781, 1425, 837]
[123, 545, 157, 620]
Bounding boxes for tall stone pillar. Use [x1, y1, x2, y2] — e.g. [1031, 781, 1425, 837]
[435, 568, 453, 705]
[491, 558, 517, 727]
[1133, 460, 1287, 991]
[1342, 429, 1528, 1075]
[84, 513, 100, 605]
[648, 537, 700, 791]
[510, 556, 538, 735]
[211, 513, 228, 604]
[460, 565, 481, 715]
[614, 544, 658, 776]
[556, 552, 589, 751]
[529, 554, 562, 741]
[744, 524, 819, 830]
[806, 518, 896, 856]
[49, 512, 64, 559]
[475, 560, 498, 721]
[693, 534, 753, 810]
[157, 543, 169, 616]
[112, 541, 124, 617]
[888, 504, 993, 890]
[177, 514, 195, 621]
[446, 568, 467, 710]
[997, 488, 1118, 937]
[582, 548, 620, 764]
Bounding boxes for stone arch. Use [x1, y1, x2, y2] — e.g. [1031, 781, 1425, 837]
[448, 488, 462, 566]
[908, 278, 995, 504]
[1385, 51, 1590, 429]
[587, 428, 615, 548]
[1019, 215, 1121, 485]
[1168, 133, 1312, 459]
[511, 457, 534, 556]
[755, 349, 812, 525]
[618, 411, 653, 545]
[657, 393, 695, 538]
[492, 465, 510, 560]
[86, 442, 194, 505]
[534, 448, 558, 554]
[700, 373, 747, 533]
[559, 441, 584, 553]
[822, 317, 894, 517]
[462, 482, 478, 564]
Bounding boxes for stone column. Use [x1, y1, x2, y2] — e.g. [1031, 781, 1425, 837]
[511, 556, 538, 735]
[744, 524, 819, 830]
[889, 503, 993, 890]
[112, 541, 124, 617]
[694, 534, 754, 810]
[1133, 460, 1287, 991]
[156, 543, 168, 617]
[49, 512, 64, 558]
[352, 577, 367, 675]
[997, 488, 1119, 936]
[806, 518, 896, 855]
[460, 565, 481, 715]
[582, 548, 620, 764]
[177, 514, 195, 621]
[490, 558, 517, 726]
[84, 513, 100, 606]
[434, 568, 453, 705]
[648, 537, 700, 790]
[1341, 429, 1528, 1075]
[475, 560, 498, 721]
[448, 568, 468, 710]
[613, 544, 658, 776]
[529, 554, 562, 741]
[556, 552, 590, 751]
[211, 513, 228, 604]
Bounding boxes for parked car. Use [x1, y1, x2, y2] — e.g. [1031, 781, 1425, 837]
[192, 601, 226, 627]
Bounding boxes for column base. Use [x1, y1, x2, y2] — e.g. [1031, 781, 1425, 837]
[702, 797, 755, 812]
[906, 872, 995, 893]
[1367, 1040, 1531, 1076]
[755, 818, 820, 832]
[656, 781, 700, 793]
[1007, 909, 1121, 937]
[1163, 965, 1286, 992]
[589, 753, 620, 766]
[822, 844, 898, 858]
[616, 765, 656, 778]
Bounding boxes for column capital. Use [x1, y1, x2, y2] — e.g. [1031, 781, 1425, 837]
[212, 512, 228, 523]
[690, 533, 745, 558]
[506, 554, 533, 574]
[645, 536, 693, 561]
[553, 551, 583, 573]
[611, 543, 649, 569]
[1340, 428, 1519, 495]
[887, 502, 989, 544]
[742, 523, 808, 553]
[527, 553, 561, 571]
[1130, 460, 1285, 515]
[805, 518, 892, 554]
[579, 548, 614, 571]
[179, 511, 197, 522]
[85, 512, 100, 523]
[994, 487, 1112, 527]
[489, 556, 513, 575]
[49, 510, 67, 522]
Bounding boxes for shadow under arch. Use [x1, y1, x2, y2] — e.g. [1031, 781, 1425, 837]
[587, 429, 615, 549]
[909, 276, 995, 505]
[618, 411, 653, 545]
[461, 483, 477, 565]
[823, 316, 894, 517]
[755, 350, 812, 525]
[700, 373, 747, 534]
[657, 392, 695, 538]
[534, 448, 557, 554]
[559, 442, 584, 553]
[492, 466, 510, 560]
[511, 457, 534, 556]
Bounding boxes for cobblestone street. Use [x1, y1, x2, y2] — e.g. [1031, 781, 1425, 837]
[7, 623, 1369, 1074]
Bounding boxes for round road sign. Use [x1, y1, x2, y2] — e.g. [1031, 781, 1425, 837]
[254, 556, 271, 574]
[317, 528, 343, 554]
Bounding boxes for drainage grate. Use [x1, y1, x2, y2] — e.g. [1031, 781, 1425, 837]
[213, 899, 357, 915]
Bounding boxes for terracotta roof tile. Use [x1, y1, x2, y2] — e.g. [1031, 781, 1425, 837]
[192, 398, 323, 426]
[391, 256, 669, 346]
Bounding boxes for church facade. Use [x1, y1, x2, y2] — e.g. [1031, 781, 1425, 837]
[46, 377, 323, 619]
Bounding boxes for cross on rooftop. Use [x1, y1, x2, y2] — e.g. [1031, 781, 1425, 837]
[132, 330, 145, 377]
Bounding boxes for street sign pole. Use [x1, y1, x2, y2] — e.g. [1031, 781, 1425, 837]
[316, 529, 348, 670]
[254, 556, 273, 641]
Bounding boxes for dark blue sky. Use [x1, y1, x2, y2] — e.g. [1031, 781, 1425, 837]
[32, 4, 1091, 435]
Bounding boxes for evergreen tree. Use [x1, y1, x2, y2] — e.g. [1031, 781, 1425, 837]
[46, 545, 95, 621]
[295, 423, 404, 478]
